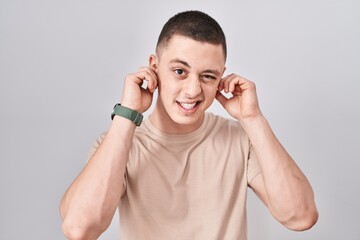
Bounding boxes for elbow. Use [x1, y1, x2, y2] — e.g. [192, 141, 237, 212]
[61, 215, 109, 240]
[61, 219, 97, 240]
[61, 219, 87, 240]
[59, 201, 87, 240]
[59, 199, 112, 239]
[62, 222, 85, 240]
[281, 206, 319, 231]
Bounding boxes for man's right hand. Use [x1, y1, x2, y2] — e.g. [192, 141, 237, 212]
[120, 66, 158, 113]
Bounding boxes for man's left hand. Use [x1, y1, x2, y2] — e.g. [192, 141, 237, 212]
[216, 74, 262, 121]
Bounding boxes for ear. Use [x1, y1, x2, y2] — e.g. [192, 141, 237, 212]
[222, 66, 227, 76]
[217, 66, 227, 88]
[149, 54, 158, 70]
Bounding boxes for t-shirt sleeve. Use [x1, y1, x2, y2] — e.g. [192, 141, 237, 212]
[247, 142, 262, 184]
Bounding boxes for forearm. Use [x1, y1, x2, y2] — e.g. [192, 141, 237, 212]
[60, 116, 136, 239]
[241, 115, 318, 229]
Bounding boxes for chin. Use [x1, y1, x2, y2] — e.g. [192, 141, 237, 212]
[169, 110, 205, 127]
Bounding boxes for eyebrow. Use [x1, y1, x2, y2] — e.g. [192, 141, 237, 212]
[203, 69, 221, 77]
[169, 58, 191, 68]
[169, 58, 221, 76]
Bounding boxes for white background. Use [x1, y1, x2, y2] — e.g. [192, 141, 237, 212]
[1, 0, 359, 239]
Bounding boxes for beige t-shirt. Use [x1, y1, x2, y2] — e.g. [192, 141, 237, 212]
[91, 112, 261, 240]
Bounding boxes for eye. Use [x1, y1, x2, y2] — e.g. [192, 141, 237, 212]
[174, 69, 185, 75]
[202, 74, 216, 81]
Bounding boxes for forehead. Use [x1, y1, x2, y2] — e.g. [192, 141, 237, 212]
[158, 35, 226, 68]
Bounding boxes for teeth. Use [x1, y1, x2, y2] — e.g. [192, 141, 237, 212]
[180, 102, 197, 110]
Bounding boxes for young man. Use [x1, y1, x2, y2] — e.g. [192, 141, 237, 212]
[60, 10, 318, 240]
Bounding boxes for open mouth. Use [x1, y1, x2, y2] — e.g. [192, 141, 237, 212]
[177, 101, 201, 111]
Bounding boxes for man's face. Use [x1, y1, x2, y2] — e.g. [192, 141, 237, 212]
[151, 35, 226, 132]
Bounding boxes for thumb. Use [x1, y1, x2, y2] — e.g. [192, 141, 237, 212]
[215, 90, 228, 107]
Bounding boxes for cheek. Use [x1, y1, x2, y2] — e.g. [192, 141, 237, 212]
[158, 73, 180, 97]
[202, 84, 219, 98]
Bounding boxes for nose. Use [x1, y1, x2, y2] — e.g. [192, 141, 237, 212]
[184, 76, 202, 98]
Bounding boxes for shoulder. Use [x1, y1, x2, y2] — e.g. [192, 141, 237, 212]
[205, 112, 250, 146]
[205, 112, 244, 134]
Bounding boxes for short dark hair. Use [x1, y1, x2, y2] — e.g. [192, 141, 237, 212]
[156, 10, 227, 59]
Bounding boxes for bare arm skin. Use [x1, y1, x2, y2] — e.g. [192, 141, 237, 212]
[216, 74, 318, 231]
[60, 67, 158, 240]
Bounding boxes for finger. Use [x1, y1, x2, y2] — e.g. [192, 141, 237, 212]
[222, 74, 237, 93]
[218, 76, 228, 91]
[234, 76, 256, 93]
[218, 74, 229, 92]
[140, 68, 158, 92]
[218, 79, 224, 91]
[133, 71, 152, 85]
[134, 68, 158, 92]
[226, 74, 253, 94]
[229, 77, 243, 93]
[215, 90, 228, 107]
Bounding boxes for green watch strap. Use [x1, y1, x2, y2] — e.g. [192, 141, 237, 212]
[111, 103, 143, 126]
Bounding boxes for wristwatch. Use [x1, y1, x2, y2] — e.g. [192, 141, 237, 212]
[111, 103, 143, 126]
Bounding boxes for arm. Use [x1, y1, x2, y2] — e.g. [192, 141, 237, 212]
[216, 74, 318, 231]
[59, 67, 158, 240]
